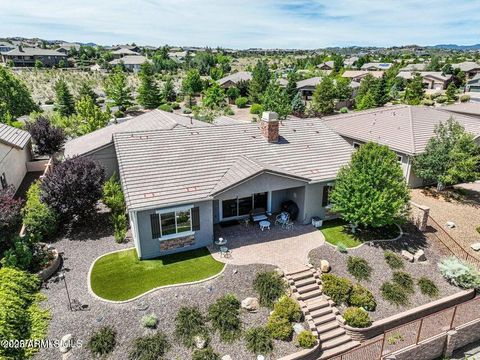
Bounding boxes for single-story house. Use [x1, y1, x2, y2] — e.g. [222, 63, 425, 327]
[111, 48, 141, 59]
[0, 123, 32, 192]
[441, 102, 480, 119]
[217, 71, 252, 88]
[296, 77, 358, 100]
[317, 61, 334, 71]
[113, 112, 353, 259]
[64, 110, 211, 178]
[344, 57, 358, 68]
[109, 55, 149, 72]
[1, 46, 67, 67]
[397, 71, 452, 90]
[452, 62, 480, 79]
[110, 45, 141, 53]
[322, 105, 480, 187]
[342, 70, 384, 82]
[466, 74, 480, 92]
[56, 43, 81, 54]
[399, 63, 427, 72]
[360, 62, 392, 71]
[0, 42, 15, 54]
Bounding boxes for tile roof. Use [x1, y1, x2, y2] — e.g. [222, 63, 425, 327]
[360, 62, 392, 70]
[399, 63, 427, 71]
[110, 55, 148, 65]
[397, 71, 452, 81]
[114, 120, 353, 210]
[441, 102, 480, 117]
[4, 47, 66, 57]
[217, 71, 252, 86]
[296, 77, 322, 89]
[0, 123, 31, 149]
[452, 61, 480, 72]
[342, 70, 384, 79]
[323, 105, 480, 155]
[111, 48, 140, 56]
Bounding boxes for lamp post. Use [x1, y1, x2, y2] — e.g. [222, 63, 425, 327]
[58, 272, 72, 311]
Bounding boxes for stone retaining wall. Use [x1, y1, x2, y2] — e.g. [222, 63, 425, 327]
[159, 235, 195, 251]
[37, 249, 61, 281]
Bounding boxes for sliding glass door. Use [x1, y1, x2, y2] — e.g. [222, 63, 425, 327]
[221, 192, 268, 219]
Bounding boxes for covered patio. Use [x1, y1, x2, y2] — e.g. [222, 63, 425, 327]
[209, 221, 325, 273]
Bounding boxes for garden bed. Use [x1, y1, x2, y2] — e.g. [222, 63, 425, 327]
[310, 223, 461, 321]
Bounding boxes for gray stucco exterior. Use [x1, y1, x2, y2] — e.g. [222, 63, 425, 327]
[86, 144, 119, 179]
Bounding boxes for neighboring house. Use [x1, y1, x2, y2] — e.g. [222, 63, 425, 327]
[168, 51, 189, 62]
[322, 105, 480, 187]
[0, 123, 32, 192]
[296, 76, 357, 100]
[466, 74, 480, 92]
[442, 102, 480, 119]
[317, 61, 334, 70]
[109, 55, 149, 72]
[360, 62, 392, 71]
[452, 61, 480, 79]
[113, 111, 353, 259]
[399, 63, 427, 72]
[344, 57, 358, 68]
[110, 45, 141, 53]
[342, 70, 384, 82]
[0, 42, 15, 54]
[56, 43, 81, 54]
[397, 71, 452, 90]
[1, 46, 67, 67]
[64, 110, 211, 178]
[111, 48, 141, 59]
[217, 71, 252, 88]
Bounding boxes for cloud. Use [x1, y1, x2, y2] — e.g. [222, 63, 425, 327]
[0, 0, 479, 48]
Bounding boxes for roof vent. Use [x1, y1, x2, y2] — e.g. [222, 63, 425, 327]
[144, 192, 155, 198]
[186, 186, 197, 192]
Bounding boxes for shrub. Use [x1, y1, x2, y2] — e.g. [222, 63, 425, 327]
[418, 277, 439, 298]
[384, 251, 404, 270]
[272, 296, 302, 322]
[348, 284, 376, 311]
[438, 257, 480, 289]
[114, 110, 125, 118]
[88, 326, 117, 356]
[322, 274, 353, 305]
[22, 182, 58, 242]
[128, 331, 170, 360]
[183, 108, 192, 114]
[460, 94, 471, 103]
[347, 256, 372, 281]
[297, 330, 317, 348]
[112, 212, 128, 243]
[392, 271, 414, 294]
[381, 281, 409, 306]
[141, 314, 158, 329]
[244, 327, 273, 355]
[235, 97, 248, 108]
[223, 107, 235, 115]
[25, 116, 65, 156]
[435, 96, 447, 104]
[250, 103, 263, 115]
[0, 185, 23, 236]
[337, 242, 348, 253]
[174, 306, 209, 347]
[171, 102, 180, 110]
[266, 315, 293, 341]
[208, 293, 241, 342]
[158, 103, 173, 112]
[192, 347, 220, 360]
[1, 235, 33, 271]
[340, 107, 348, 113]
[343, 307, 372, 328]
[477, 225, 480, 235]
[421, 99, 435, 106]
[253, 271, 286, 308]
[102, 175, 125, 214]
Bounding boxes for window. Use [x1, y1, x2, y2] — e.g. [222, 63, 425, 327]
[352, 142, 361, 149]
[150, 206, 198, 239]
[322, 185, 334, 207]
[0, 173, 7, 190]
[397, 155, 403, 163]
[222, 192, 268, 219]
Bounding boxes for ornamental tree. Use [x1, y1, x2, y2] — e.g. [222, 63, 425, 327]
[73, 96, 111, 136]
[0, 186, 23, 239]
[310, 76, 336, 115]
[0, 67, 38, 121]
[413, 118, 480, 190]
[41, 157, 105, 223]
[403, 74, 425, 105]
[104, 66, 133, 111]
[202, 82, 226, 110]
[25, 116, 65, 156]
[330, 142, 410, 229]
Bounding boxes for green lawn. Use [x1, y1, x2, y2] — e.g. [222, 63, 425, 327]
[320, 219, 400, 248]
[90, 247, 225, 301]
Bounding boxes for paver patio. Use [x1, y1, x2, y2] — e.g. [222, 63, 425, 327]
[210, 222, 325, 273]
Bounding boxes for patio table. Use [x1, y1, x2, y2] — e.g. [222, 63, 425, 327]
[215, 238, 227, 246]
[259, 220, 271, 231]
[219, 246, 231, 258]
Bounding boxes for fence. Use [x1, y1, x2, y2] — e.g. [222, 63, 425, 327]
[329, 296, 480, 360]
[426, 215, 480, 270]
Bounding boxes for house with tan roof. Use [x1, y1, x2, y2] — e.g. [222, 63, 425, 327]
[109, 55, 149, 72]
[399, 63, 427, 72]
[360, 62, 392, 71]
[111, 48, 141, 59]
[342, 70, 384, 82]
[397, 71, 452, 90]
[217, 71, 252, 88]
[451, 61, 480, 79]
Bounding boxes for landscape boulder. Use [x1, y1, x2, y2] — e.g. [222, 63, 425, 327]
[414, 249, 426, 262]
[222, 356, 232, 360]
[194, 335, 207, 349]
[446, 221, 456, 229]
[59, 334, 73, 353]
[471, 243, 480, 252]
[401, 250, 414, 262]
[241, 297, 260, 312]
[293, 323, 305, 334]
[320, 260, 331, 273]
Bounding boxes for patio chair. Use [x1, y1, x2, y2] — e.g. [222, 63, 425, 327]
[283, 220, 294, 230]
[275, 212, 289, 226]
[220, 246, 231, 258]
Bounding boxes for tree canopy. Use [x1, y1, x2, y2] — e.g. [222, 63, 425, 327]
[104, 67, 133, 111]
[25, 116, 65, 156]
[54, 79, 76, 117]
[0, 67, 38, 122]
[310, 76, 337, 115]
[403, 74, 425, 105]
[249, 60, 271, 103]
[137, 62, 161, 109]
[261, 81, 291, 119]
[202, 82, 226, 110]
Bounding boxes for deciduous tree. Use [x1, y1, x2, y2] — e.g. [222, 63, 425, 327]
[0, 67, 38, 122]
[310, 76, 336, 115]
[104, 67, 133, 111]
[261, 82, 291, 119]
[403, 74, 425, 105]
[25, 116, 65, 155]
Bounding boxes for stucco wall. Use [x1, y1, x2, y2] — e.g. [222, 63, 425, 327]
[135, 200, 214, 259]
[0, 142, 31, 191]
[286, 186, 306, 223]
[303, 182, 330, 224]
[86, 144, 119, 179]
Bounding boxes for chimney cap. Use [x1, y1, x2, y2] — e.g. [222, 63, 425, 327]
[261, 111, 278, 122]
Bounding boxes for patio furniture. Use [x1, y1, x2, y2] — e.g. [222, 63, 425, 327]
[259, 220, 271, 231]
[283, 220, 294, 230]
[311, 216, 323, 228]
[250, 208, 268, 222]
[215, 238, 227, 246]
[275, 212, 290, 226]
[219, 246, 231, 258]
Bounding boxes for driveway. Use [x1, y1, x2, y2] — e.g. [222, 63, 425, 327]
[210, 223, 325, 273]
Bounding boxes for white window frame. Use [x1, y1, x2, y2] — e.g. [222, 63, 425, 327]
[155, 205, 194, 240]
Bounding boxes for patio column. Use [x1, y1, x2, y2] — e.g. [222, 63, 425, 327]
[267, 191, 272, 213]
[129, 211, 143, 259]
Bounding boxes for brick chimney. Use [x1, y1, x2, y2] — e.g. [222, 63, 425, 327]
[260, 111, 279, 143]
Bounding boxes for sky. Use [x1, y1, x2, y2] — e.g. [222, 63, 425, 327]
[1, 0, 479, 49]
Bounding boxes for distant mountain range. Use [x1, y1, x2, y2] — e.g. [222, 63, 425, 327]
[432, 44, 480, 50]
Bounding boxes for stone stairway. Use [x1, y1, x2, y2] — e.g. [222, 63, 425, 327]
[286, 266, 360, 359]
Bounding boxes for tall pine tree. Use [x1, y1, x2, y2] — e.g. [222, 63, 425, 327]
[248, 60, 271, 103]
[137, 62, 161, 109]
[54, 79, 76, 117]
[104, 66, 133, 111]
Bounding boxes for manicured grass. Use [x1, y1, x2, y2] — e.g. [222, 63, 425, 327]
[90, 247, 225, 301]
[320, 219, 400, 248]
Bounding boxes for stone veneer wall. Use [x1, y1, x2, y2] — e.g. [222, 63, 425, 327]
[260, 119, 279, 143]
[159, 235, 195, 251]
[409, 201, 430, 232]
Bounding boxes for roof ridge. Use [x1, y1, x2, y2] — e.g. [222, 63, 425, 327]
[322, 105, 408, 121]
[408, 106, 417, 154]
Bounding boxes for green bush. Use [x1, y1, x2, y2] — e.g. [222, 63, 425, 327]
[223, 107, 235, 115]
[435, 96, 447, 104]
[340, 107, 348, 113]
[183, 108, 192, 114]
[476, 225, 480, 235]
[272, 296, 302, 322]
[208, 294, 241, 342]
[171, 102, 180, 110]
[192, 347, 220, 360]
[297, 330, 317, 348]
[347, 256, 372, 281]
[438, 257, 480, 289]
[253, 271, 286, 308]
[88, 326, 117, 356]
[22, 182, 58, 242]
[343, 307, 372, 328]
[337, 242, 348, 253]
[158, 103, 173, 112]
[322, 274, 353, 305]
[174, 306, 209, 347]
[381, 281, 409, 306]
[128, 331, 170, 360]
[392, 271, 415, 294]
[235, 97, 248, 108]
[460, 94, 471, 103]
[244, 327, 273, 355]
[418, 277, 439, 298]
[266, 314, 293, 340]
[141, 314, 158, 329]
[421, 99, 435, 106]
[1, 235, 34, 271]
[103, 176, 127, 243]
[250, 103, 263, 115]
[384, 251, 404, 270]
[348, 284, 377, 311]
[112, 212, 127, 243]
[114, 110, 125, 118]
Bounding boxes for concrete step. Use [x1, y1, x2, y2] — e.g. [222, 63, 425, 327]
[319, 327, 346, 342]
[319, 340, 360, 359]
[297, 283, 320, 294]
[313, 313, 336, 326]
[298, 289, 323, 301]
[316, 321, 339, 334]
[294, 276, 317, 288]
[309, 306, 333, 319]
[305, 298, 330, 311]
[321, 335, 353, 350]
[289, 269, 314, 281]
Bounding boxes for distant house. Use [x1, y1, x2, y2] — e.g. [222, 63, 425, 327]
[217, 71, 252, 88]
[342, 70, 384, 82]
[317, 61, 334, 71]
[466, 74, 480, 92]
[111, 48, 141, 59]
[397, 71, 452, 90]
[168, 51, 189, 62]
[1, 46, 67, 67]
[110, 45, 141, 53]
[344, 57, 358, 68]
[0, 123, 32, 193]
[360, 62, 392, 71]
[56, 43, 81, 54]
[0, 42, 15, 54]
[399, 63, 427, 72]
[109, 55, 149, 72]
[451, 61, 480, 79]
[442, 102, 480, 119]
[296, 77, 323, 99]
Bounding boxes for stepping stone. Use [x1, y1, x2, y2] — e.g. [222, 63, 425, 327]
[414, 249, 426, 262]
[401, 250, 414, 262]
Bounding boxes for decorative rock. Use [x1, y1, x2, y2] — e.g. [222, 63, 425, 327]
[293, 323, 305, 334]
[471, 243, 480, 251]
[194, 335, 207, 349]
[241, 297, 260, 312]
[59, 334, 73, 353]
[257, 356, 265, 360]
[446, 221, 456, 229]
[401, 250, 414, 262]
[233, 269, 238, 274]
[320, 260, 330, 273]
[414, 249, 426, 262]
[274, 268, 284, 277]
[222, 356, 232, 360]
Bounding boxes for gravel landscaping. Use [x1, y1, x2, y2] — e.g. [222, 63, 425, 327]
[309, 222, 461, 321]
[36, 213, 302, 360]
